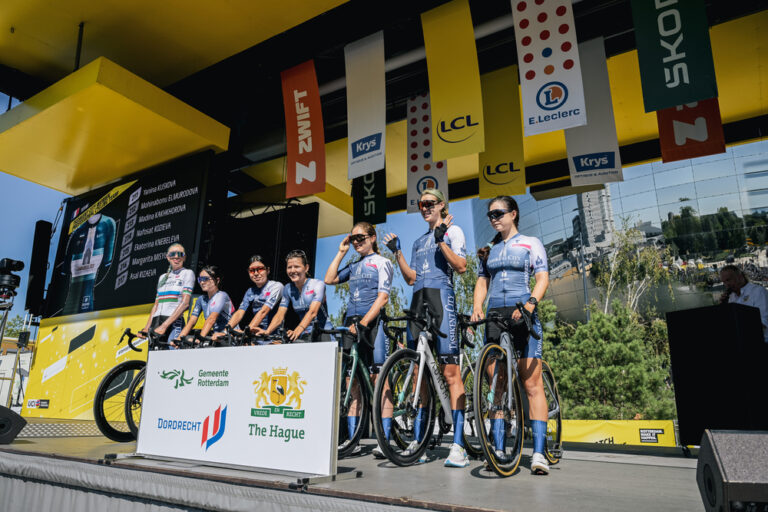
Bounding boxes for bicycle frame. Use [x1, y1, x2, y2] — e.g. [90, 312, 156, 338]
[342, 341, 375, 410]
[400, 331, 453, 426]
[486, 331, 519, 414]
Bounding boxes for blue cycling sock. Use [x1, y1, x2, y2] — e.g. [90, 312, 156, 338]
[531, 419, 546, 455]
[347, 416, 359, 440]
[492, 418, 506, 452]
[413, 408, 426, 442]
[452, 409, 465, 447]
[382, 417, 392, 441]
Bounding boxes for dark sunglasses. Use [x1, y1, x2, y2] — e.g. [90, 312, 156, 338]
[167, 251, 185, 258]
[487, 209, 511, 221]
[349, 234, 369, 244]
[197, 276, 211, 283]
[418, 199, 439, 210]
[248, 266, 267, 274]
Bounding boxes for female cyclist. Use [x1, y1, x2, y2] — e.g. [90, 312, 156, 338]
[175, 265, 234, 344]
[263, 250, 333, 342]
[383, 188, 469, 468]
[471, 195, 551, 475]
[325, 222, 393, 456]
[226, 255, 284, 342]
[142, 243, 195, 342]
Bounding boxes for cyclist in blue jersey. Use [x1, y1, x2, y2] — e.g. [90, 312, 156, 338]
[325, 222, 394, 456]
[263, 250, 333, 342]
[142, 243, 195, 342]
[224, 255, 284, 343]
[471, 195, 551, 475]
[383, 188, 470, 468]
[175, 265, 234, 345]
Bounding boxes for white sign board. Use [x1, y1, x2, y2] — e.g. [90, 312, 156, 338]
[136, 343, 340, 476]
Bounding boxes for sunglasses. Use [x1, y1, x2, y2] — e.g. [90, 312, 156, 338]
[167, 251, 185, 258]
[487, 209, 511, 221]
[197, 276, 211, 283]
[248, 266, 267, 274]
[349, 234, 369, 244]
[418, 199, 439, 210]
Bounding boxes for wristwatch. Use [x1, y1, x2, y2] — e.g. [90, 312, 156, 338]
[527, 296, 538, 307]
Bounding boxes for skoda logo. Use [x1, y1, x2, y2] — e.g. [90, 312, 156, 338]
[536, 82, 568, 111]
[416, 176, 439, 193]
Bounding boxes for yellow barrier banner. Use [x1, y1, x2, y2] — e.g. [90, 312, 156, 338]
[421, 0, 484, 161]
[563, 419, 678, 447]
[479, 66, 526, 198]
[68, 180, 136, 234]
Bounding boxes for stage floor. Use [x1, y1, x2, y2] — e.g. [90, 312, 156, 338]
[1, 423, 704, 512]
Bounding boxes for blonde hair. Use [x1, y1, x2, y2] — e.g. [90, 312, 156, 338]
[158, 243, 186, 288]
[420, 188, 448, 218]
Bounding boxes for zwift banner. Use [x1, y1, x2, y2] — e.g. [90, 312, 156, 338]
[511, 0, 587, 135]
[281, 60, 326, 199]
[657, 98, 725, 162]
[421, 0, 485, 160]
[406, 94, 448, 214]
[345, 32, 386, 179]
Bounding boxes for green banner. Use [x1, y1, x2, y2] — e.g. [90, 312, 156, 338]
[630, 0, 718, 112]
[352, 168, 387, 225]
[251, 406, 305, 418]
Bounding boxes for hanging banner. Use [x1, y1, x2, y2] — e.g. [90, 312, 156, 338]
[352, 168, 387, 225]
[406, 94, 448, 214]
[281, 60, 326, 199]
[511, 0, 586, 136]
[630, 0, 718, 113]
[345, 32, 386, 180]
[478, 66, 526, 198]
[657, 98, 725, 163]
[565, 38, 623, 186]
[421, 0, 485, 160]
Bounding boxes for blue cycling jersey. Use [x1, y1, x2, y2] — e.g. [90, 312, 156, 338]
[238, 281, 284, 329]
[279, 278, 332, 334]
[191, 291, 235, 333]
[478, 233, 548, 309]
[410, 225, 466, 292]
[337, 253, 393, 317]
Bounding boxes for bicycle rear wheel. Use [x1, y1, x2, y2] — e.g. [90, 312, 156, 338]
[473, 343, 524, 476]
[93, 360, 145, 442]
[373, 349, 436, 466]
[541, 360, 563, 464]
[125, 367, 146, 438]
[461, 365, 483, 459]
[338, 360, 370, 459]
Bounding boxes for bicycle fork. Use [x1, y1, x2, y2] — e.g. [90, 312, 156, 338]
[406, 334, 453, 426]
[487, 335, 517, 420]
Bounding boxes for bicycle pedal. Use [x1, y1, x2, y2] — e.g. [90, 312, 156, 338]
[550, 447, 563, 458]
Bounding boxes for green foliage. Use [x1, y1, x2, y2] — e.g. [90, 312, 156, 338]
[2, 315, 24, 338]
[662, 205, 746, 258]
[454, 251, 478, 317]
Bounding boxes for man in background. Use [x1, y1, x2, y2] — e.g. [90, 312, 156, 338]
[719, 264, 768, 343]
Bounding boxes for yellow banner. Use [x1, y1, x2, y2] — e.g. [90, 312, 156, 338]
[68, 180, 136, 234]
[478, 66, 526, 198]
[563, 420, 678, 447]
[421, 0, 484, 161]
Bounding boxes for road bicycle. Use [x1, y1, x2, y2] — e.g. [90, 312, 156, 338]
[464, 302, 563, 476]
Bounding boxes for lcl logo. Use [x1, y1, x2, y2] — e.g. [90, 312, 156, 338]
[483, 162, 520, 185]
[437, 115, 479, 144]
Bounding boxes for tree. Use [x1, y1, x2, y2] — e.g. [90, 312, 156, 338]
[2, 315, 24, 339]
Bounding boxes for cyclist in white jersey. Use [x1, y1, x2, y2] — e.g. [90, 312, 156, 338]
[472, 196, 551, 475]
[175, 265, 234, 345]
[142, 243, 195, 342]
[225, 255, 284, 343]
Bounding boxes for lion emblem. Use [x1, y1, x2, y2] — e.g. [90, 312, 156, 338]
[286, 371, 307, 410]
[252, 371, 270, 408]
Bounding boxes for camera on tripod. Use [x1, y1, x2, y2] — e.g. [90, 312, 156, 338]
[0, 258, 24, 303]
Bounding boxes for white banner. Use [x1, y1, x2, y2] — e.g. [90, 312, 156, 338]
[136, 343, 340, 477]
[345, 32, 386, 179]
[565, 38, 623, 186]
[511, 0, 587, 135]
[406, 93, 448, 213]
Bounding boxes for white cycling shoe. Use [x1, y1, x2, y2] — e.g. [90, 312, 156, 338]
[372, 444, 386, 459]
[403, 441, 428, 463]
[444, 443, 470, 468]
[531, 452, 550, 475]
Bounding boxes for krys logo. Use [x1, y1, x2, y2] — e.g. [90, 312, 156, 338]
[482, 162, 520, 185]
[416, 176, 439, 194]
[201, 404, 227, 451]
[159, 368, 194, 389]
[251, 367, 307, 419]
[351, 133, 382, 159]
[437, 115, 479, 144]
[536, 82, 569, 111]
[572, 152, 615, 172]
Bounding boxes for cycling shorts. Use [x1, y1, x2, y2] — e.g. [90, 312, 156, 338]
[484, 306, 543, 360]
[151, 315, 185, 343]
[406, 287, 459, 365]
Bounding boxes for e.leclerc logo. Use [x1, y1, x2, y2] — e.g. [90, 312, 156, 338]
[351, 133, 382, 159]
[416, 176, 439, 194]
[249, 367, 308, 443]
[572, 152, 615, 172]
[482, 162, 519, 185]
[536, 82, 568, 111]
[437, 115, 479, 144]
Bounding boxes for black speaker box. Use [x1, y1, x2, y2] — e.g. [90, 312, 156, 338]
[0, 405, 27, 444]
[666, 303, 768, 446]
[25, 220, 52, 316]
[697, 430, 768, 512]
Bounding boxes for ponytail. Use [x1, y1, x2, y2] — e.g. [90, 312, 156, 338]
[477, 233, 503, 262]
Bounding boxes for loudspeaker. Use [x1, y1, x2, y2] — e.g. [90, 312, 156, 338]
[697, 430, 768, 512]
[0, 405, 27, 444]
[25, 220, 52, 316]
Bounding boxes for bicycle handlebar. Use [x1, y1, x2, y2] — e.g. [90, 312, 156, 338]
[380, 304, 447, 339]
[460, 302, 540, 341]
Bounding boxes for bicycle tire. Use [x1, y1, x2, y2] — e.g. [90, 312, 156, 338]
[473, 343, 524, 476]
[338, 361, 371, 458]
[461, 365, 483, 459]
[386, 366, 410, 450]
[541, 359, 563, 464]
[373, 348, 436, 466]
[125, 367, 146, 439]
[93, 360, 145, 442]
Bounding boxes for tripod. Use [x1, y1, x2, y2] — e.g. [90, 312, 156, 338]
[1, 294, 30, 409]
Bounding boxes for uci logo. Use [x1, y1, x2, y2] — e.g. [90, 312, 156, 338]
[437, 115, 479, 144]
[482, 162, 519, 185]
[416, 176, 439, 193]
[536, 82, 568, 111]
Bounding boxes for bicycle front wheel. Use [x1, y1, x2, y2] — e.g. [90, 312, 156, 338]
[125, 367, 146, 439]
[93, 360, 145, 442]
[338, 360, 370, 459]
[373, 349, 436, 466]
[473, 343, 524, 477]
[541, 360, 563, 464]
[461, 365, 483, 459]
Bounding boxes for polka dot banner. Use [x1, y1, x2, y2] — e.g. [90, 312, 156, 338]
[510, 0, 587, 136]
[406, 93, 448, 214]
